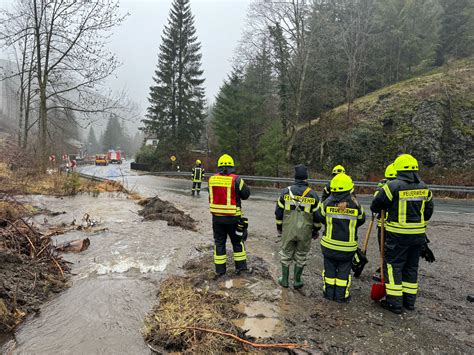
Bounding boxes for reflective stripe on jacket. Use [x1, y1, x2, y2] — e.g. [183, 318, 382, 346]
[371, 176, 433, 236]
[275, 181, 321, 231]
[315, 192, 365, 253]
[209, 173, 241, 216]
[192, 166, 204, 182]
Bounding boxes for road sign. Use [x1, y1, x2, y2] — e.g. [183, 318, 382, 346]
[170, 155, 176, 162]
[49, 154, 56, 162]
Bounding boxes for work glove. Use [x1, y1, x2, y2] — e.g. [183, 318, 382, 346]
[420, 237, 436, 262]
[311, 229, 320, 240]
[236, 217, 249, 242]
[352, 248, 368, 278]
[377, 179, 387, 188]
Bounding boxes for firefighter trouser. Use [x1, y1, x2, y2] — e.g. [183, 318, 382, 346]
[279, 232, 312, 268]
[192, 182, 202, 194]
[213, 222, 247, 274]
[322, 253, 354, 301]
[384, 232, 422, 308]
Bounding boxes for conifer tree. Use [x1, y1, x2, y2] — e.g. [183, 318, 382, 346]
[87, 127, 100, 154]
[143, 0, 205, 158]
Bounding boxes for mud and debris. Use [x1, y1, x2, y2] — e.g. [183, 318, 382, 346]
[138, 196, 197, 231]
[143, 276, 246, 353]
[55, 238, 90, 253]
[0, 204, 70, 333]
[144, 255, 309, 353]
[145, 241, 474, 354]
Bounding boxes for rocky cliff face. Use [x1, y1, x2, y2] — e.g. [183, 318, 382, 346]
[293, 60, 474, 184]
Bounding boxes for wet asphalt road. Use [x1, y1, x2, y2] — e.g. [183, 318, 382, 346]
[78, 163, 474, 218]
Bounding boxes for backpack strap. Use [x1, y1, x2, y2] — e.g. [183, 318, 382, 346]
[288, 187, 312, 211]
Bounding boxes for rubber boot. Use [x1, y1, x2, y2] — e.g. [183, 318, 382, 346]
[293, 265, 305, 289]
[278, 264, 289, 288]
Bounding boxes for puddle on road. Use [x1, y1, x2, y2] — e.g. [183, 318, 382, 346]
[233, 317, 283, 338]
[233, 301, 283, 338]
[220, 277, 250, 289]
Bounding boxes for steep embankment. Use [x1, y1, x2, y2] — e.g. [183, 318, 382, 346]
[293, 60, 474, 184]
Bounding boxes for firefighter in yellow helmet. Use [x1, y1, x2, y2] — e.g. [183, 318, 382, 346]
[315, 173, 365, 302]
[191, 159, 205, 196]
[371, 154, 434, 314]
[208, 154, 251, 277]
[321, 165, 346, 202]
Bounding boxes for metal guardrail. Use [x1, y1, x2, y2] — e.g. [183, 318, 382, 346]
[77, 172, 109, 182]
[143, 171, 474, 194]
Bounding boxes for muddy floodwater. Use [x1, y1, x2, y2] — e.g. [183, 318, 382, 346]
[1, 193, 204, 354]
[2, 168, 473, 354]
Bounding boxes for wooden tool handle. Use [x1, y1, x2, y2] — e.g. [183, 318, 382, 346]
[380, 210, 385, 283]
[362, 214, 375, 253]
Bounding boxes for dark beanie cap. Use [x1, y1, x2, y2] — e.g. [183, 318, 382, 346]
[294, 164, 308, 180]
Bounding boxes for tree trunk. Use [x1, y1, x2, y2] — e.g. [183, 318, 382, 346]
[286, 47, 310, 160]
[38, 82, 48, 170]
[22, 67, 33, 149]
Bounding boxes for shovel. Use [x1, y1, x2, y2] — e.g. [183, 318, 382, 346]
[352, 214, 375, 278]
[371, 210, 386, 301]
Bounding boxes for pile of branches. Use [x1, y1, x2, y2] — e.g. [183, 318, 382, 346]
[143, 276, 245, 353]
[0, 217, 70, 277]
[0, 195, 70, 333]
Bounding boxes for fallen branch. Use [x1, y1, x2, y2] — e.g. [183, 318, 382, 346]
[52, 257, 65, 279]
[166, 326, 306, 349]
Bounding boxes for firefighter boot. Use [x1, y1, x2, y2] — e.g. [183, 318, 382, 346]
[381, 300, 402, 315]
[278, 264, 289, 288]
[294, 265, 305, 289]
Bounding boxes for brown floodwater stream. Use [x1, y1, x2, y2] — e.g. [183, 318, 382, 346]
[1, 194, 203, 354]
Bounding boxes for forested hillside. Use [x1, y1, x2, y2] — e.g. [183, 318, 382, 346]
[293, 59, 474, 184]
[208, 0, 474, 181]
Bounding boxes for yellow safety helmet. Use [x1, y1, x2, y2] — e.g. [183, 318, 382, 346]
[330, 173, 354, 192]
[196, 159, 202, 165]
[394, 154, 418, 172]
[384, 163, 397, 179]
[332, 164, 345, 175]
[217, 154, 234, 167]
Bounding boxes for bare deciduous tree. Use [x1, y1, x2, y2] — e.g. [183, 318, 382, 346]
[1, 0, 127, 169]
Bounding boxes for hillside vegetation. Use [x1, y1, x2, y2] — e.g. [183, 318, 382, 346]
[293, 60, 474, 185]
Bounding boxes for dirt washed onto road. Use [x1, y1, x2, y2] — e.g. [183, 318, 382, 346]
[153, 190, 474, 353]
[1, 182, 472, 354]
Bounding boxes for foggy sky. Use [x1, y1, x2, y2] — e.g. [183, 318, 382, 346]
[106, 0, 252, 116]
[0, 0, 253, 125]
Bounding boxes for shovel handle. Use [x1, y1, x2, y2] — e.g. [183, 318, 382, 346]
[380, 210, 385, 284]
[362, 214, 375, 253]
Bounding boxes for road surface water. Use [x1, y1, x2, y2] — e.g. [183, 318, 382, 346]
[2, 164, 472, 353]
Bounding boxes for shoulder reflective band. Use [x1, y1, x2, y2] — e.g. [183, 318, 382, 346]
[382, 184, 393, 201]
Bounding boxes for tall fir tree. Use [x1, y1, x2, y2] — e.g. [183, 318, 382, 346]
[102, 115, 125, 151]
[143, 0, 205, 159]
[436, 0, 474, 65]
[87, 127, 100, 154]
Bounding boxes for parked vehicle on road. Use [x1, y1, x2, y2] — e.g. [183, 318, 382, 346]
[107, 150, 122, 164]
[95, 154, 108, 166]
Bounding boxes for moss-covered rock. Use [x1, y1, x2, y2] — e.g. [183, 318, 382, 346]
[293, 59, 474, 184]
